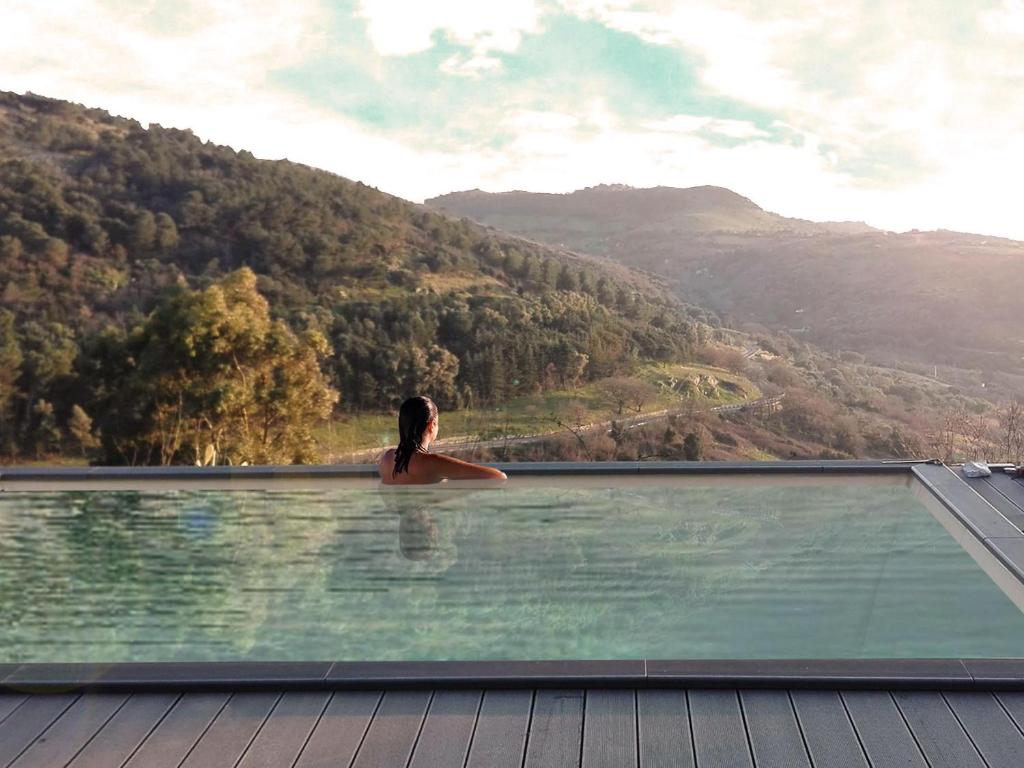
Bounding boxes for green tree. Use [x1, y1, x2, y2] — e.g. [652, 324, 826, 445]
[683, 431, 704, 460]
[556, 265, 579, 292]
[67, 404, 100, 457]
[154, 212, 179, 252]
[31, 399, 61, 458]
[0, 310, 22, 453]
[103, 268, 339, 465]
[131, 210, 157, 252]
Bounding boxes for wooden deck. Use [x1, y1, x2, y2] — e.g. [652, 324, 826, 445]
[3, 687, 1024, 767]
[964, 471, 1024, 532]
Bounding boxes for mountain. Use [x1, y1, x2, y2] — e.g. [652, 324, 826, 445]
[428, 186, 1024, 383]
[0, 91, 704, 461]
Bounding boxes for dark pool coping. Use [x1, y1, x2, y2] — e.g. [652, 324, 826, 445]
[0, 458, 927, 484]
[3, 459, 1024, 693]
[912, 463, 1024, 585]
[3, 658, 1024, 693]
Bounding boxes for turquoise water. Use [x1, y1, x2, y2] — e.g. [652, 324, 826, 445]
[2, 478, 1024, 662]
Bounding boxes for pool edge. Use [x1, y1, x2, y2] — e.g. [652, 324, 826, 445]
[4, 658, 1024, 693]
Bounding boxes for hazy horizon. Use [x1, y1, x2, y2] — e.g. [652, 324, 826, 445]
[2, 1, 1024, 239]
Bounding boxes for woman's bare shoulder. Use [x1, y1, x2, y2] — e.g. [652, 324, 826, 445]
[423, 452, 507, 481]
[378, 448, 396, 479]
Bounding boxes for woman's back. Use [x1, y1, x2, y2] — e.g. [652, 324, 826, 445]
[378, 447, 507, 484]
[378, 396, 507, 485]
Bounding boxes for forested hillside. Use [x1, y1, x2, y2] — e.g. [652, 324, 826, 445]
[0, 91, 705, 464]
[430, 186, 1024, 388]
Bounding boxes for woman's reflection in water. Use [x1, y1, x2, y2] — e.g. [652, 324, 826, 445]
[399, 508, 439, 561]
[378, 487, 461, 571]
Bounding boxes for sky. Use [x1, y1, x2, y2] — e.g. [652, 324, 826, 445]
[1, 0, 1023, 239]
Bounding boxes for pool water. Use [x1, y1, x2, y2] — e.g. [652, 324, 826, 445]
[2, 476, 1024, 662]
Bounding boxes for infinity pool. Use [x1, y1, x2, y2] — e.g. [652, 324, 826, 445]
[2, 474, 1023, 662]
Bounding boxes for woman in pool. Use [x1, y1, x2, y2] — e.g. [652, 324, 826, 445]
[379, 395, 508, 485]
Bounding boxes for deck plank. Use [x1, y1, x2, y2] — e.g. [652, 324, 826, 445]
[8, 694, 126, 768]
[350, 690, 432, 768]
[790, 691, 868, 768]
[235, 692, 330, 768]
[891, 691, 986, 768]
[293, 691, 381, 768]
[841, 691, 928, 768]
[122, 693, 230, 768]
[986, 474, 1024, 511]
[464, 690, 532, 768]
[637, 690, 693, 768]
[523, 689, 584, 768]
[740, 691, 810, 768]
[66, 694, 180, 768]
[408, 690, 482, 768]
[582, 690, 636, 768]
[995, 691, 1024, 731]
[689, 690, 753, 768]
[178, 692, 280, 768]
[944, 692, 1024, 768]
[0, 694, 79, 768]
[970, 477, 1024, 530]
[0, 697, 27, 728]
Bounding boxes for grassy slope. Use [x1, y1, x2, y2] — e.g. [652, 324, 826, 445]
[319, 362, 759, 458]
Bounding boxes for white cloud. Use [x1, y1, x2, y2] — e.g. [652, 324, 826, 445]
[0, 0, 324, 118]
[355, 0, 541, 72]
[566, 1, 807, 108]
[981, 0, 1024, 37]
[438, 52, 503, 78]
[646, 115, 770, 140]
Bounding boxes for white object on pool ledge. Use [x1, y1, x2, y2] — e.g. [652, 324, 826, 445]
[962, 461, 992, 478]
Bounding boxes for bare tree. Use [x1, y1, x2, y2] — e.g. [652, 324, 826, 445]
[552, 400, 593, 459]
[998, 398, 1024, 464]
[927, 405, 995, 463]
[599, 376, 657, 415]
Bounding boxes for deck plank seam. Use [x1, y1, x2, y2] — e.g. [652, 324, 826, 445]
[632, 689, 640, 768]
[517, 690, 537, 768]
[988, 484, 1024, 516]
[59, 694, 132, 768]
[343, 690, 385, 768]
[735, 690, 757, 768]
[938, 692, 994, 768]
[402, 689, 436, 768]
[990, 692, 1024, 741]
[459, 690, 486, 768]
[993, 693, 1024, 735]
[886, 691, 934, 768]
[837, 691, 875, 768]
[114, 692, 184, 768]
[286, 691, 335, 768]
[1, 693, 81, 768]
[786, 690, 816, 768]
[0, 698, 27, 730]
[583, 690, 591, 768]
[230, 691, 284, 768]
[684, 690, 697, 768]
[171, 692, 233, 768]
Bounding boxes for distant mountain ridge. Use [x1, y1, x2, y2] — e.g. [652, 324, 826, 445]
[430, 184, 877, 238]
[428, 185, 1024, 381]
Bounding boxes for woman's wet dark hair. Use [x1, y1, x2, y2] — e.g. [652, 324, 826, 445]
[393, 395, 438, 477]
